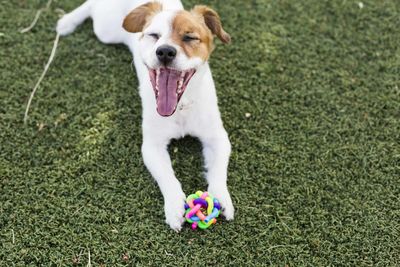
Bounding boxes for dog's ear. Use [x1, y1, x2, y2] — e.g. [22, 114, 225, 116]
[191, 5, 231, 44]
[123, 2, 162, 33]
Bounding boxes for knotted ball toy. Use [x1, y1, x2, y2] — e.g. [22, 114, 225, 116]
[184, 191, 221, 230]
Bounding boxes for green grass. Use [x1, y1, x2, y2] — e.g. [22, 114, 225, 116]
[1, 0, 399, 265]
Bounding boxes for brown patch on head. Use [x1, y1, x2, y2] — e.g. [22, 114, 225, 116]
[172, 11, 213, 61]
[191, 5, 231, 44]
[123, 2, 162, 33]
[172, 6, 230, 61]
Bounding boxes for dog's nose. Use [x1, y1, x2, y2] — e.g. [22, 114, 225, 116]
[156, 45, 177, 65]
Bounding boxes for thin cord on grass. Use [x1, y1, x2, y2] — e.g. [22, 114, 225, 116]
[20, 10, 43, 33]
[21, 0, 65, 124]
[20, 0, 53, 34]
[87, 249, 92, 267]
[23, 33, 60, 124]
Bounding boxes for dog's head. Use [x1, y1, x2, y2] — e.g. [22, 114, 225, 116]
[123, 2, 230, 116]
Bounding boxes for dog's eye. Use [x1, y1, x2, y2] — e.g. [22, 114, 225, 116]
[182, 35, 199, 42]
[148, 33, 160, 40]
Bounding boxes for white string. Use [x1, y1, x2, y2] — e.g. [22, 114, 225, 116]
[20, 0, 53, 33]
[20, 9, 43, 33]
[24, 33, 60, 124]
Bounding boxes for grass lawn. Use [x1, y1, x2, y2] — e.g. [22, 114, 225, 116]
[1, 0, 399, 265]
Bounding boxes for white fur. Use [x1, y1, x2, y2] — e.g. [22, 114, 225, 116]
[57, 0, 234, 231]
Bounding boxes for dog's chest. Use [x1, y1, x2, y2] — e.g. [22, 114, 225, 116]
[171, 97, 198, 137]
[177, 97, 194, 111]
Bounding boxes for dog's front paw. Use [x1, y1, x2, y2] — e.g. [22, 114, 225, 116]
[208, 184, 235, 221]
[56, 15, 77, 36]
[164, 193, 186, 232]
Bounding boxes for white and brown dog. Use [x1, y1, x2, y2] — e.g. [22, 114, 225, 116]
[57, 0, 234, 231]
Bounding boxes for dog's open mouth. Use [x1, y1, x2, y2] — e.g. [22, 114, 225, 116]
[149, 68, 196, 116]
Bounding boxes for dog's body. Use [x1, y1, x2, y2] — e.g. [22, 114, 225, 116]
[57, 0, 233, 231]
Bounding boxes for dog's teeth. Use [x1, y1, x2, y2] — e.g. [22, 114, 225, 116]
[155, 69, 160, 93]
[177, 74, 184, 94]
[178, 82, 184, 93]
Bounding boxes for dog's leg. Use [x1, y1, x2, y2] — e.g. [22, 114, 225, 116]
[142, 137, 186, 231]
[56, 0, 92, 36]
[57, 0, 129, 44]
[201, 130, 235, 220]
[90, 1, 131, 44]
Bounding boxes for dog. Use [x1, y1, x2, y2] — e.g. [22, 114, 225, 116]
[57, 0, 234, 231]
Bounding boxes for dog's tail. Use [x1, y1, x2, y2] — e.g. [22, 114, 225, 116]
[56, 0, 92, 36]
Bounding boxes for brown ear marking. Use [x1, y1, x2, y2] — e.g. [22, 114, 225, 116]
[123, 2, 162, 33]
[191, 5, 231, 44]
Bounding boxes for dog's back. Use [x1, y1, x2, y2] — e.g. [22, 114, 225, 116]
[57, 0, 183, 45]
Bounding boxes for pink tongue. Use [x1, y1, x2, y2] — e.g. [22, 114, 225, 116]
[157, 69, 180, 116]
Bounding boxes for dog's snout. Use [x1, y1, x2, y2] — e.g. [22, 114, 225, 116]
[156, 45, 177, 65]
